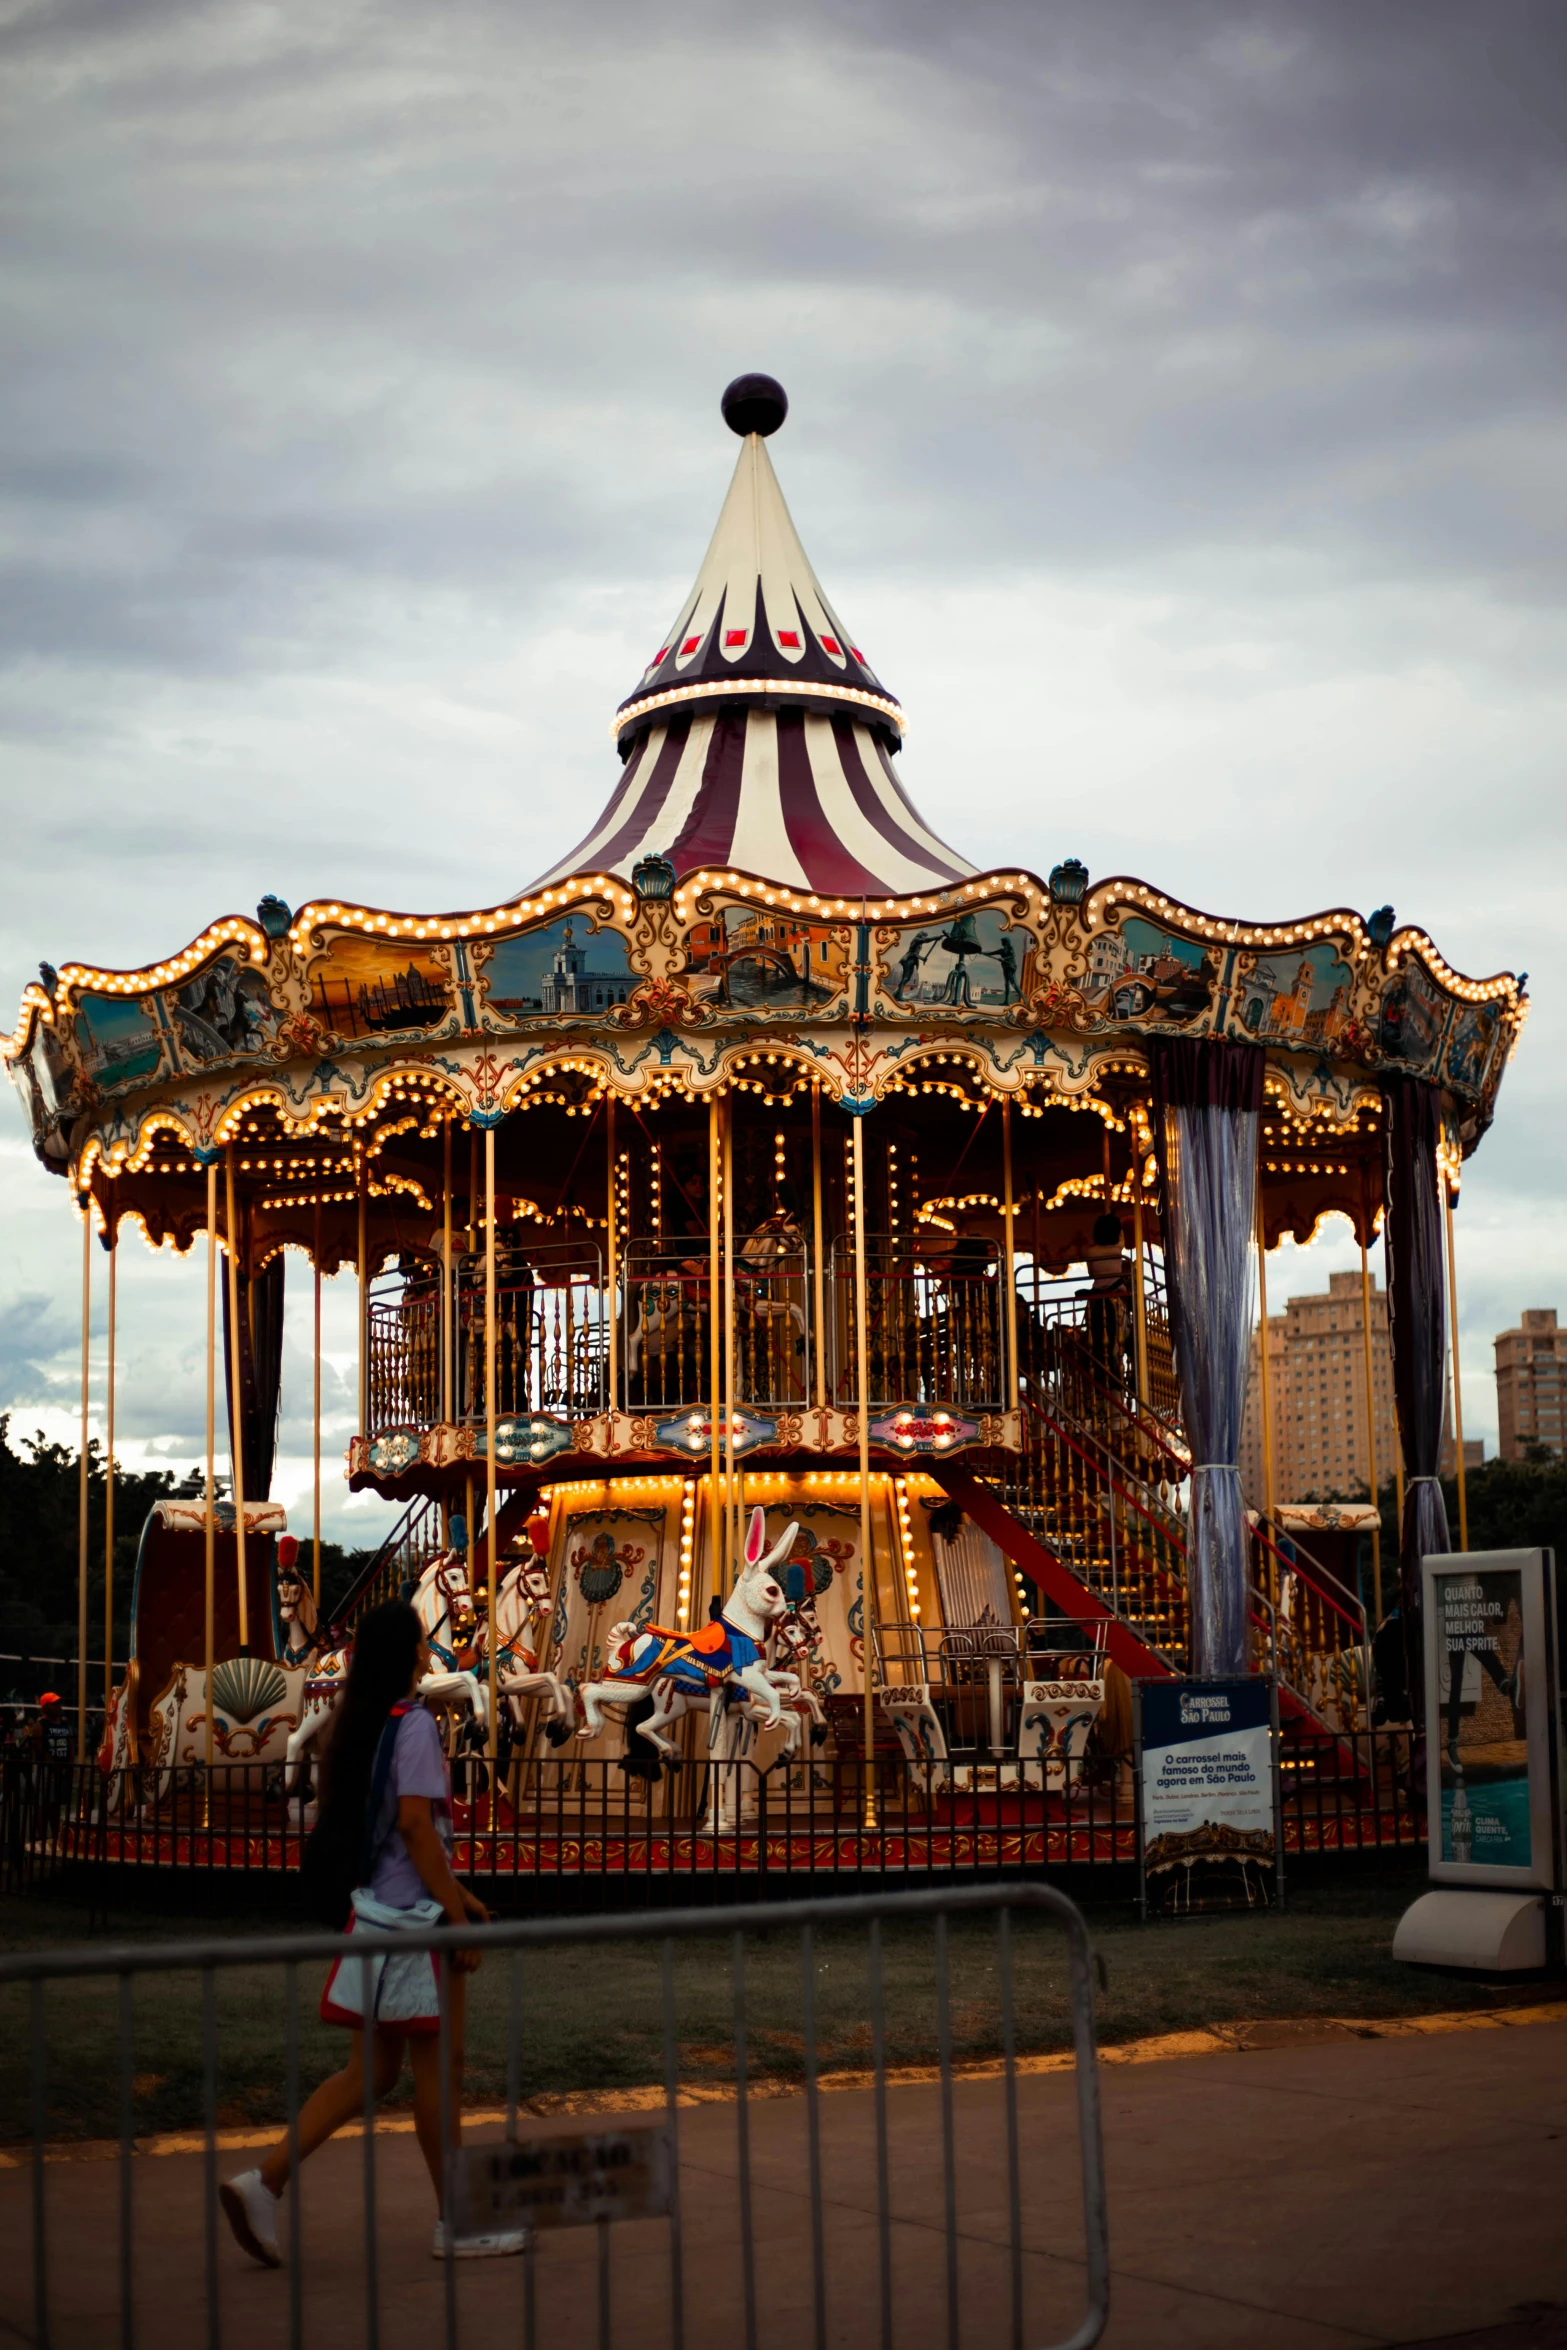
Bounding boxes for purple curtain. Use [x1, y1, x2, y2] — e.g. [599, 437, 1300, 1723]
[222, 1253, 285, 1501]
[1149, 1038, 1266, 1676]
[1382, 1076, 1451, 1727]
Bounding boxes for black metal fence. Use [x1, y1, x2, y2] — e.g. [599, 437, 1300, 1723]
[0, 1883, 1110, 2350]
[0, 1728, 1424, 1905]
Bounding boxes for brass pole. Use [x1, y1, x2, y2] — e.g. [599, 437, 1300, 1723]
[723, 1093, 737, 1584]
[224, 1147, 250, 1651]
[441, 1115, 453, 1426]
[76, 1193, 91, 1763]
[1444, 1168, 1470, 1551]
[1359, 1223, 1383, 1625]
[357, 1151, 368, 1439]
[709, 1097, 723, 1601]
[606, 1096, 619, 1416]
[204, 1160, 218, 1780]
[1001, 1095, 1020, 1414]
[1131, 1190, 1150, 1409]
[852, 1113, 877, 1823]
[1384, 1208, 1405, 1533]
[811, 1082, 827, 1411]
[103, 1217, 116, 1720]
[1255, 1181, 1276, 1524]
[312, 1201, 323, 1607]
[485, 1124, 499, 1763]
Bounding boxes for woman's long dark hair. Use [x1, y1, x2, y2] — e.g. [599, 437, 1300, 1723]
[317, 1601, 423, 1846]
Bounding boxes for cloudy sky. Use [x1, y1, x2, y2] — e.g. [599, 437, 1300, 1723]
[2, 0, 1562, 1552]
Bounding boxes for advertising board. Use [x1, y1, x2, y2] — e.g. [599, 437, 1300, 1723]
[1422, 1549, 1561, 1892]
[1135, 1676, 1282, 1915]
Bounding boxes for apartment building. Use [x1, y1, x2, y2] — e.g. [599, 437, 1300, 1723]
[1240, 1269, 1401, 1506]
[1495, 1309, 1564, 1459]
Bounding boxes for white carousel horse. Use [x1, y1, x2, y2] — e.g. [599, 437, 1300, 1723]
[274, 1534, 324, 1666]
[574, 1505, 794, 1752]
[283, 1539, 492, 1800]
[477, 1551, 572, 1735]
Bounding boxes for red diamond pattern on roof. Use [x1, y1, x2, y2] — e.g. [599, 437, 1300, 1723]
[680, 636, 701, 655]
[777, 630, 800, 648]
[820, 635, 841, 654]
[724, 629, 748, 646]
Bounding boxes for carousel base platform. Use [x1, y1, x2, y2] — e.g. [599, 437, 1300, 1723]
[40, 1791, 1421, 1896]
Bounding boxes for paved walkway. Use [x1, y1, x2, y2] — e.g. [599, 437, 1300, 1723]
[3, 2014, 1565, 2348]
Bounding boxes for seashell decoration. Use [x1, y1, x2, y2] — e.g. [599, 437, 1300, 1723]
[211, 1655, 290, 1725]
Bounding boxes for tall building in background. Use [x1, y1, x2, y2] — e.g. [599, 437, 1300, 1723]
[1495, 1310, 1563, 1459]
[1240, 1270, 1401, 1507]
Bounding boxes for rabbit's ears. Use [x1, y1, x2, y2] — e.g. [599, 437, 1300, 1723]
[745, 1504, 767, 1566]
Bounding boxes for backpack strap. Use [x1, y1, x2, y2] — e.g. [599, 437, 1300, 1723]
[358, 1699, 417, 1888]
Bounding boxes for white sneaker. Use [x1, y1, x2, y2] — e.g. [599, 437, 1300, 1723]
[220, 2169, 282, 2268]
[432, 2219, 530, 2259]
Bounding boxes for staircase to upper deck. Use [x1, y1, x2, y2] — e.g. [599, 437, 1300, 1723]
[950, 1269, 1372, 1731]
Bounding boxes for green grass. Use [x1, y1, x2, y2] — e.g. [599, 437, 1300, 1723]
[0, 1875, 1552, 2145]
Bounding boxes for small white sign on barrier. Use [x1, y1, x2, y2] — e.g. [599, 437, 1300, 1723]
[451, 2125, 675, 2234]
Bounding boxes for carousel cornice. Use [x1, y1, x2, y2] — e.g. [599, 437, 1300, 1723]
[1, 861, 1527, 1070]
[612, 675, 907, 742]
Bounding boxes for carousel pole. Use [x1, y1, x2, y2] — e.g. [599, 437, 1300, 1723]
[1254, 1178, 1277, 1525]
[75, 1190, 91, 1763]
[441, 1116, 453, 1427]
[1385, 1209, 1406, 1535]
[606, 1096, 619, 1418]
[1443, 1165, 1470, 1552]
[485, 1124, 500, 1765]
[357, 1151, 368, 1441]
[1358, 1193, 1383, 1625]
[811, 1082, 827, 1411]
[1131, 1150, 1151, 1411]
[103, 1216, 116, 1720]
[312, 1201, 323, 1608]
[852, 1113, 877, 1826]
[723, 1092, 737, 1585]
[708, 1097, 723, 1613]
[224, 1146, 250, 1652]
[203, 1158, 218, 1783]
[1001, 1095, 1020, 1414]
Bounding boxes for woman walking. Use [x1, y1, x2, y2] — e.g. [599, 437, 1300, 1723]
[220, 1601, 523, 2265]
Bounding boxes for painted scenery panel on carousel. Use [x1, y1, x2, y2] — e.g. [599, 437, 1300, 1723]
[686, 906, 846, 1014]
[1376, 960, 1450, 1075]
[480, 919, 636, 1026]
[71, 991, 170, 1092]
[759, 1503, 861, 1703]
[1230, 940, 1356, 1048]
[880, 908, 1033, 1014]
[1079, 919, 1218, 1029]
[545, 1502, 677, 1761]
[306, 936, 457, 1044]
[1441, 996, 1507, 1102]
[168, 954, 286, 1070]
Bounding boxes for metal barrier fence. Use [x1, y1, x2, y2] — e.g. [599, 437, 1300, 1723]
[2, 1730, 1423, 1902]
[0, 1883, 1109, 2350]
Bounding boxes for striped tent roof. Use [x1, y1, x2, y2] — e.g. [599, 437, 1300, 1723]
[533, 402, 975, 896]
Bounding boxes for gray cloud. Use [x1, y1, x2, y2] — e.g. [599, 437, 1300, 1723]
[1, 0, 1563, 1465]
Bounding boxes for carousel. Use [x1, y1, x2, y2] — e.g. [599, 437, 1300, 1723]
[3, 373, 1525, 1882]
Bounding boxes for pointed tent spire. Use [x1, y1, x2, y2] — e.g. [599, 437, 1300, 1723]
[532, 378, 975, 896]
